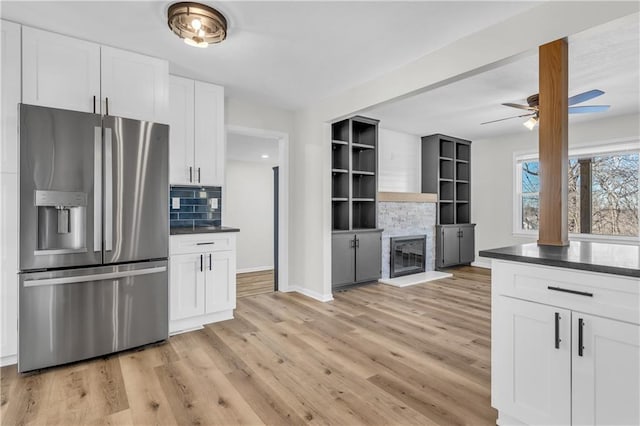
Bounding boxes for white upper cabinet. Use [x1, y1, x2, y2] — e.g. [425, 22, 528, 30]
[169, 76, 225, 186]
[101, 46, 169, 124]
[169, 75, 195, 184]
[22, 26, 100, 114]
[1, 20, 21, 173]
[22, 26, 168, 123]
[194, 81, 225, 186]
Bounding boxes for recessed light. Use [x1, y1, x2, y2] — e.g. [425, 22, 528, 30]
[261, 154, 269, 159]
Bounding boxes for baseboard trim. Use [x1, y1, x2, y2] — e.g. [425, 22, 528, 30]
[472, 258, 492, 269]
[169, 309, 234, 335]
[283, 286, 334, 303]
[237, 266, 274, 274]
[0, 354, 17, 367]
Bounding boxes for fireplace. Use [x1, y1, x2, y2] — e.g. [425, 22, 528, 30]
[390, 235, 426, 278]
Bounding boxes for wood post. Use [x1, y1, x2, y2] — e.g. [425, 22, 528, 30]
[579, 159, 592, 234]
[538, 38, 569, 246]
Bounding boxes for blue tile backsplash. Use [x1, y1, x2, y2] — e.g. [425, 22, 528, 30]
[169, 185, 222, 228]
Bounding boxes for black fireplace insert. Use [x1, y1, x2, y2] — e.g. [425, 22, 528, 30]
[390, 235, 426, 278]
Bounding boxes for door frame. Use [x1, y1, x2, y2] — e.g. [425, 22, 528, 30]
[225, 125, 290, 292]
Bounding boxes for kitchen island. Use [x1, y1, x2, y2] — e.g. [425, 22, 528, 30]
[480, 242, 639, 426]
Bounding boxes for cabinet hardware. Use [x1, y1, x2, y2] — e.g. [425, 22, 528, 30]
[93, 96, 96, 114]
[196, 242, 215, 245]
[349, 239, 355, 248]
[578, 318, 584, 356]
[547, 286, 593, 297]
[209, 254, 212, 270]
[555, 312, 561, 349]
[189, 166, 193, 182]
[105, 97, 109, 116]
[200, 254, 203, 272]
[198, 167, 201, 183]
[355, 238, 360, 248]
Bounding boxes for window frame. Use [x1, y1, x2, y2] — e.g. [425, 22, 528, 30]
[513, 140, 640, 244]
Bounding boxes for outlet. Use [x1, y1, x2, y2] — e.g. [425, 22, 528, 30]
[172, 197, 180, 209]
[209, 198, 219, 210]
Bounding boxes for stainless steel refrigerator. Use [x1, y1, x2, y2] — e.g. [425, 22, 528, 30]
[18, 104, 169, 372]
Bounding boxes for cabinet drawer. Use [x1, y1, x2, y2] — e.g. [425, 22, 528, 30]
[170, 234, 235, 255]
[493, 261, 640, 325]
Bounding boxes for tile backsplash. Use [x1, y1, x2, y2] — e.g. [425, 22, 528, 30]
[169, 185, 222, 228]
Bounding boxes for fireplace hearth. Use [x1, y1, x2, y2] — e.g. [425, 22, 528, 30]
[390, 235, 426, 278]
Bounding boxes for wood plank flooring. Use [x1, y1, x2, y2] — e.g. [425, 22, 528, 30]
[1, 266, 496, 425]
[237, 270, 274, 298]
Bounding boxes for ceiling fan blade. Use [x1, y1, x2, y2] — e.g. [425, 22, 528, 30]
[481, 112, 535, 125]
[568, 105, 610, 114]
[568, 89, 604, 106]
[502, 102, 536, 111]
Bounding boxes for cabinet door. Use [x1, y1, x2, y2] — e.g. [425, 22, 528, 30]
[22, 26, 100, 113]
[355, 232, 381, 282]
[332, 233, 356, 287]
[458, 225, 475, 264]
[100, 46, 169, 123]
[440, 226, 460, 267]
[1, 20, 20, 174]
[572, 313, 640, 426]
[169, 76, 195, 185]
[194, 81, 224, 186]
[492, 296, 571, 425]
[204, 251, 236, 313]
[169, 254, 205, 321]
[0, 173, 18, 360]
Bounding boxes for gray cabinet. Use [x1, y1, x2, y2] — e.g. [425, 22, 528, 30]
[332, 231, 382, 289]
[436, 224, 475, 268]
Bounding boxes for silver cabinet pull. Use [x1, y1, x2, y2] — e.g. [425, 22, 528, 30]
[209, 253, 212, 270]
[105, 97, 109, 115]
[93, 96, 96, 114]
[104, 128, 113, 252]
[189, 166, 193, 182]
[198, 167, 201, 183]
[93, 127, 102, 252]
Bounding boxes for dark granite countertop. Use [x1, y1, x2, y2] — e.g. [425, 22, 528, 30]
[170, 226, 240, 235]
[479, 242, 640, 278]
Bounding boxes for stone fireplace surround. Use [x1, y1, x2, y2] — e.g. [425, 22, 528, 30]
[377, 192, 437, 279]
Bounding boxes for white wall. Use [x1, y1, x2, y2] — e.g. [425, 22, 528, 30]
[378, 128, 421, 192]
[226, 160, 275, 272]
[291, 2, 637, 299]
[226, 96, 295, 135]
[472, 113, 640, 265]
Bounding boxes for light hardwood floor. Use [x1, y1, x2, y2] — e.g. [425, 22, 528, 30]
[1, 266, 496, 425]
[237, 270, 274, 298]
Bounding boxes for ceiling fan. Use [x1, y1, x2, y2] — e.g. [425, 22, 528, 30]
[481, 89, 610, 130]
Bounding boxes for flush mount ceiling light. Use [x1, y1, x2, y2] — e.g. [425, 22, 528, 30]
[168, 2, 227, 48]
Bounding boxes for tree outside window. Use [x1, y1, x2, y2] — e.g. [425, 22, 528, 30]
[519, 152, 639, 237]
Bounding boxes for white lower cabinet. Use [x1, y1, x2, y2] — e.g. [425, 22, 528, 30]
[169, 233, 237, 334]
[492, 261, 640, 426]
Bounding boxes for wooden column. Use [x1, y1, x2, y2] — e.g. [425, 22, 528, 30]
[538, 38, 569, 246]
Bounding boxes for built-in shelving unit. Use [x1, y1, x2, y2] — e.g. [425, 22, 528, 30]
[422, 134, 475, 268]
[331, 116, 380, 231]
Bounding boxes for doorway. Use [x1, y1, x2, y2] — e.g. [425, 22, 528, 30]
[225, 126, 289, 297]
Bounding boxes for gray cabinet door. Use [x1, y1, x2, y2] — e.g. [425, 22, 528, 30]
[355, 232, 382, 282]
[441, 226, 460, 267]
[459, 225, 475, 264]
[332, 233, 355, 287]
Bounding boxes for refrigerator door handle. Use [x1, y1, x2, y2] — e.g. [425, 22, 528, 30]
[104, 127, 113, 252]
[23, 266, 167, 287]
[94, 126, 102, 252]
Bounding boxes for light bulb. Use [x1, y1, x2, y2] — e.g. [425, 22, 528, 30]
[523, 116, 538, 130]
[198, 29, 205, 37]
[184, 38, 208, 48]
[191, 19, 202, 30]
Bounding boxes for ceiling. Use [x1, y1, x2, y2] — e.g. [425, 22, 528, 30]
[0, 1, 540, 110]
[227, 132, 280, 166]
[361, 13, 640, 141]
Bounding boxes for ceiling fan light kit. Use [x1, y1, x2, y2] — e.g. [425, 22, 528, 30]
[523, 116, 538, 130]
[168, 2, 227, 48]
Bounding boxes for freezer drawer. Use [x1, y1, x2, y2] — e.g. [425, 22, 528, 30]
[18, 260, 168, 372]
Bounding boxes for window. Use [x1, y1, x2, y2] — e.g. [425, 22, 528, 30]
[515, 143, 639, 240]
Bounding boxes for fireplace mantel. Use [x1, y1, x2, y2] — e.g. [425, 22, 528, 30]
[378, 192, 437, 203]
